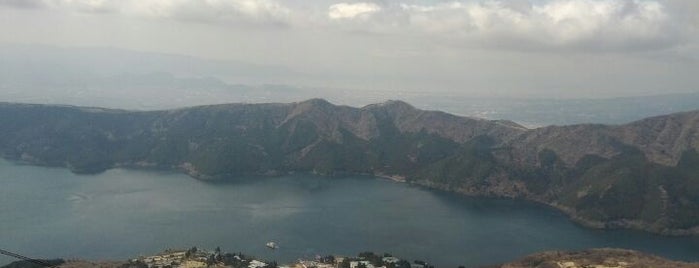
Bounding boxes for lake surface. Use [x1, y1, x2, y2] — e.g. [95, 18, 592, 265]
[1, 159, 698, 267]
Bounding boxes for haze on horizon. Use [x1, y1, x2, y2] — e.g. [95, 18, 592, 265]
[1, 0, 698, 103]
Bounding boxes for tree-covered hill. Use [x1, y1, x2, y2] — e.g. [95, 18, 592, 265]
[1, 99, 698, 235]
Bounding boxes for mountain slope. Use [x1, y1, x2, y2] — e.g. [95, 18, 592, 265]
[0, 100, 698, 234]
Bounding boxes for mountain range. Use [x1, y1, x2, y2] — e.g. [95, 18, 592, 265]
[1, 99, 698, 235]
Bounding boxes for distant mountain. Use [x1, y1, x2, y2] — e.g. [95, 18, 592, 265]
[406, 92, 699, 127]
[0, 70, 308, 111]
[4, 45, 699, 126]
[0, 44, 295, 82]
[0, 44, 311, 110]
[0, 99, 698, 235]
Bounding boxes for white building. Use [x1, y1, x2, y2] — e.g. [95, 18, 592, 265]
[250, 260, 268, 268]
[350, 261, 375, 268]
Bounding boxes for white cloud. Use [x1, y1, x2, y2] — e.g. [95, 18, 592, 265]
[0, 0, 291, 25]
[127, 0, 290, 24]
[0, 0, 687, 51]
[328, 2, 381, 20]
[530, 0, 671, 47]
[54, 0, 118, 13]
[331, 0, 679, 51]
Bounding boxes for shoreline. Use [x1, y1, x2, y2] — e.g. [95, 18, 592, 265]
[3, 157, 698, 236]
[5, 248, 699, 268]
[372, 173, 407, 183]
[408, 179, 699, 236]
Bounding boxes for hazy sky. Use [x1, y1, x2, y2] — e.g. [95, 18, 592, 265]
[1, 0, 698, 98]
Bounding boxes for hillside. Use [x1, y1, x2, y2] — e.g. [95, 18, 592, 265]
[494, 248, 699, 268]
[0, 99, 698, 234]
[3, 248, 698, 268]
[4, 248, 698, 268]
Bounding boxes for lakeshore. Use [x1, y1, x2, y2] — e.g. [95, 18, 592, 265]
[2, 160, 699, 267]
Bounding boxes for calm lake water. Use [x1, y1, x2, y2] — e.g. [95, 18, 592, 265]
[1, 159, 698, 267]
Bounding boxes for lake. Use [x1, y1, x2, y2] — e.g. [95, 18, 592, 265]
[1, 159, 698, 267]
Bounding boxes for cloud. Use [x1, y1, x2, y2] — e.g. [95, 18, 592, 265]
[0, 0, 688, 51]
[55, 0, 119, 13]
[329, 0, 681, 51]
[127, 0, 290, 25]
[328, 2, 381, 20]
[0, 0, 47, 9]
[0, 0, 291, 25]
[1, 0, 126, 12]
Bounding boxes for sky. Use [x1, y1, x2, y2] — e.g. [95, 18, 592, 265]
[0, 0, 698, 98]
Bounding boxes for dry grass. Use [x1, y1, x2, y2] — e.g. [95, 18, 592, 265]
[497, 248, 699, 268]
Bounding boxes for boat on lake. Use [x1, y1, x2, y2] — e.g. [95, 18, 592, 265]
[266, 242, 278, 249]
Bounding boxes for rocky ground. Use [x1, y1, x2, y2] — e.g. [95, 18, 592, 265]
[492, 248, 699, 268]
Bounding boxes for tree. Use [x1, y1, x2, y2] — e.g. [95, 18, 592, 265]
[396, 260, 411, 268]
[207, 254, 216, 266]
[358, 252, 382, 266]
[321, 255, 335, 264]
[340, 259, 351, 268]
[185, 247, 198, 259]
[266, 261, 279, 268]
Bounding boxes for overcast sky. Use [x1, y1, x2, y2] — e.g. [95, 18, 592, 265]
[1, 0, 698, 98]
